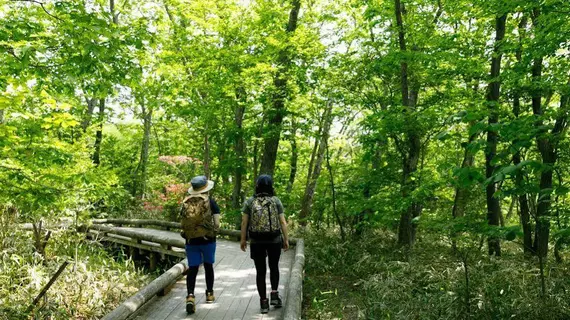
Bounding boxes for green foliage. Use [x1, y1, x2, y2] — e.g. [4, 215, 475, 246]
[304, 230, 570, 320]
[2, 0, 570, 318]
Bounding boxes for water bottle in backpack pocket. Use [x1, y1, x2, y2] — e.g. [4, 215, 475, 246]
[248, 196, 281, 241]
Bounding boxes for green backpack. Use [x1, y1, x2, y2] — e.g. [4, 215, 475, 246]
[180, 194, 215, 240]
[248, 196, 281, 240]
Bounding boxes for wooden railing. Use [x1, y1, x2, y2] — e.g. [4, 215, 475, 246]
[92, 218, 245, 240]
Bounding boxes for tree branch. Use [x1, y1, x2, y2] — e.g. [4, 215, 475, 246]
[9, 0, 64, 22]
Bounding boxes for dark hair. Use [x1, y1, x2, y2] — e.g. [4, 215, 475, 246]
[254, 174, 275, 197]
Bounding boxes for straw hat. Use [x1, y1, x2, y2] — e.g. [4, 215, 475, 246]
[188, 175, 214, 195]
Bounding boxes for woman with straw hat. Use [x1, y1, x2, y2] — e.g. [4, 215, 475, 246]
[180, 175, 220, 314]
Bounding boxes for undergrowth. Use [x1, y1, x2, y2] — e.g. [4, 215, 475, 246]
[0, 222, 151, 319]
[303, 229, 570, 320]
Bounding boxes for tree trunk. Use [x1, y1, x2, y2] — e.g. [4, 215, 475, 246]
[394, 0, 422, 246]
[299, 104, 333, 225]
[110, 0, 118, 24]
[356, 141, 383, 236]
[92, 98, 105, 166]
[0, 109, 4, 123]
[203, 123, 211, 179]
[232, 90, 246, 216]
[305, 113, 325, 191]
[81, 97, 97, 132]
[133, 100, 152, 198]
[512, 15, 534, 255]
[325, 140, 345, 240]
[140, 103, 152, 197]
[398, 131, 422, 245]
[286, 118, 298, 193]
[252, 118, 264, 188]
[530, 8, 547, 258]
[452, 131, 477, 218]
[533, 75, 569, 257]
[259, 0, 301, 176]
[484, 14, 507, 256]
[92, 0, 116, 164]
[32, 221, 51, 259]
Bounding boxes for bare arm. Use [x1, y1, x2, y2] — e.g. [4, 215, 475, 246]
[279, 214, 289, 251]
[240, 214, 249, 252]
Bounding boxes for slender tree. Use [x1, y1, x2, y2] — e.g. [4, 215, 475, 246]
[299, 103, 333, 225]
[260, 0, 301, 176]
[394, 0, 422, 246]
[485, 13, 507, 256]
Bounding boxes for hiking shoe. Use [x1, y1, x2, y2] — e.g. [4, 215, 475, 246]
[260, 298, 269, 314]
[186, 294, 196, 314]
[270, 291, 282, 308]
[206, 290, 215, 303]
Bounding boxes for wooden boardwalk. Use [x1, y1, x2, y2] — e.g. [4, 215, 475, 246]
[100, 227, 295, 320]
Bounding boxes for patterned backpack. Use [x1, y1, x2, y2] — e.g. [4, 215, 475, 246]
[180, 194, 215, 239]
[248, 196, 281, 240]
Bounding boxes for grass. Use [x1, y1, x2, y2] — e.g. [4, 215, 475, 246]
[0, 220, 153, 320]
[302, 229, 570, 320]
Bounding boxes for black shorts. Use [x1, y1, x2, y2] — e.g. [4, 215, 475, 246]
[250, 242, 282, 260]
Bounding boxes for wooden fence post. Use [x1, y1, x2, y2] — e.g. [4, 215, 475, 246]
[149, 252, 158, 272]
[27, 261, 70, 312]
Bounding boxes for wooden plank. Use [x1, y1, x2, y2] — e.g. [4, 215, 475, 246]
[92, 218, 180, 229]
[283, 239, 305, 320]
[135, 249, 229, 320]
[161, 249, 245, 320]
[89, 225, 186, 249]
[129, 252, 223, 320]
[90, 219, 246, 240]
[193, 251, 244, 320]
[199, 250, 252, 320]
[86, 232, 186, 259]
[103, 259, 189, 320]
[221, 264, 256, 320]
[128, 280, 186, 320]
[240, 247, 295, 320]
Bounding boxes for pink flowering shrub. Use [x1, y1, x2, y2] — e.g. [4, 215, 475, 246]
[158, 156, 202, 166]
[143, 182, 189, 220]
[142, 155, 202, 220]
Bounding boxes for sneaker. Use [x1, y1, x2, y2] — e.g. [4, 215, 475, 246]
[270, 291, 282, 308]
[260, 298, 269, 314]
[186, 294, 196, 314]
[206, 290, 215, 303]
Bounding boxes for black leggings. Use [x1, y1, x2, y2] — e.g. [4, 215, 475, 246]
[251, 242, 282, 300]
[186, 263, 214, 295]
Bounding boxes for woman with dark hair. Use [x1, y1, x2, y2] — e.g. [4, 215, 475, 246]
[240, 174, 289, 314]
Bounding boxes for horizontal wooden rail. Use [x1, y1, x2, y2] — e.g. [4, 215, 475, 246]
[102, 259, 189, 320]
[86, 231, 186, 259]
[91, 218, 297, 245]
[89, 224, 186, 248]
[283, 238, 305, 320]
[92, 218, 179, 229]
